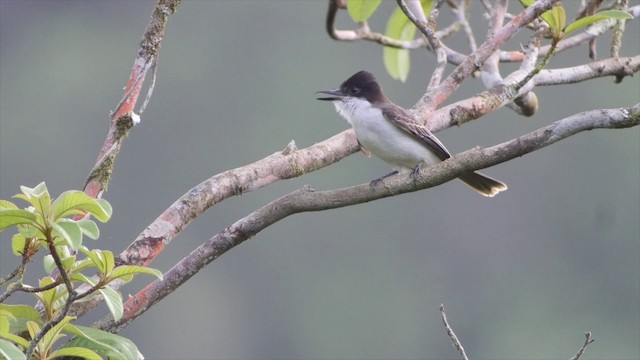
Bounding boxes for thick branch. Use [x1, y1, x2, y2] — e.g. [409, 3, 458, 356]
[95, 104, 639, 333]
[534, 55, 640, 86]
[68, 132, 359, 318]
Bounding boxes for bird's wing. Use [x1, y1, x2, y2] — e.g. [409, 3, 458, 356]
[381, 105, 451, 161]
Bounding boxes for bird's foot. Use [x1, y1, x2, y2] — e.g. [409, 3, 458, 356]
[369, 170, 399, 187]
[409, 163, 423, 180]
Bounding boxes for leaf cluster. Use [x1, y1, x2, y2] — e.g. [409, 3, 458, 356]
[519, 0, 632, 43]
[0, 182, 162, 360]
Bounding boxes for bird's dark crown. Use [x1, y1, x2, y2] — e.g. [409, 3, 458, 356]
[339, 70, 386, 103]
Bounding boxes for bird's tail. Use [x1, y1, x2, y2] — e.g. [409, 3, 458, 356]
[458, 171, 508, 197]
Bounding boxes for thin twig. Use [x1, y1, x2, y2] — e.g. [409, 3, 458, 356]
[396, 0, 447, 104]
[454, 0, 477, 52]
[569, 332, 595, 360]
[324, 0, 423, 49]
[439, 304, 469, 360]
[138, 57, 158, 115]
[110, 60, 149, 121]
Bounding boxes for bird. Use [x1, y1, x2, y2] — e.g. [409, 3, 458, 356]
[316, 70, 507, 197]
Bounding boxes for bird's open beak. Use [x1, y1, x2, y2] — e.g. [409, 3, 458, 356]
[315, 89, 344, 101]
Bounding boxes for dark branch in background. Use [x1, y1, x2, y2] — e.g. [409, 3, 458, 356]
[439, 304, 469, 360]
[94, 104, 640, 333]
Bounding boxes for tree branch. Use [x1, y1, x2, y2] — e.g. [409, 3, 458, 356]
[570, 332, 596, 360]
[427, 56, 639, 132]
[94, 104, 639, 333]
[83, 0, 181, 199]
[439, 304, 469, 360]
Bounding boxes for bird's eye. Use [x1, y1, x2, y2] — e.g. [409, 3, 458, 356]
[349, 87, 359, 95]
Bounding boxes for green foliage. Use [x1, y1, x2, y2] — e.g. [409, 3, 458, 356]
[0, 182, 162, 359]
[563, 10, 633, 35]
[520, 0, 632, 42]
[383, 0, 432, 82]
[342, 0, 436, 81]
[346, 0, 381, 22]
[383, 7, 417, 82]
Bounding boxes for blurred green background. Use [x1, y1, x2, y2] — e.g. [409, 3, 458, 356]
[1, 1, 638, 359]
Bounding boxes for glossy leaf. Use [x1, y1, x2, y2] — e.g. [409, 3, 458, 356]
[11, 233, 27, 256]
[15, 182, 51, 216]
[70, 273, 97, 287]
[34, 277, 57, 311]
[51, 219, 82, 250]
[0, 339, 27, 360]
[51, 190, 112, 223]
[65, 325, 143, 360]
[40, 316, 75, 355]
[80, 248, 106, 275]
[78, 219, 100, 240]
[0, 209, 37, 232]
[43, 254, 56, 274]
[383, 7, 416, 82]
[564, 10, 633, 35]
[50, 347, 103, 360]
[99, 286, 124, 321]
[0, 304, 41, 335]
[346, 0, 381, 22]
[0, 200, 18, 209]
[108, 265, 163, 283]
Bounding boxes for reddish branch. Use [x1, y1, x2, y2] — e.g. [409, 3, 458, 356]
[83, 0, 181, 199]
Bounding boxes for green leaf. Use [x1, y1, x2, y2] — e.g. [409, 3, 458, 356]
[0, 339, 27, 360]
[63, 257, 77, 272]
[519, 0, 534, 6]
[564, 10, 633, 35]
[70, 273, 98, 288]
[99, 287, 123, 321]
[51, 219, 82, 250]
[34, 277, 57, 312]
[65, 325, 143, 360]
[43, 254, 56, 274]
[79, 248, 106, 275]
[538, 4, 565, 39]
[50, 347, 103, 360]
[78, 219, 99, 240]
[346, 0, 381, 22]
[102, 250, 115, 275]
[25, 320, 40, 339]
[15, 182, 51, 217]
[50, 191, 112, 223]
[383, 7, 416, 82]
[40, 316, 75, 355]
[0, 304, 42, 335]
[11, 233, 28, 256]
[70, 258, 98, 275]
[0, 209, 37, 232]
[108, 265, 163, 283]
[0, 200, 18, 210]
